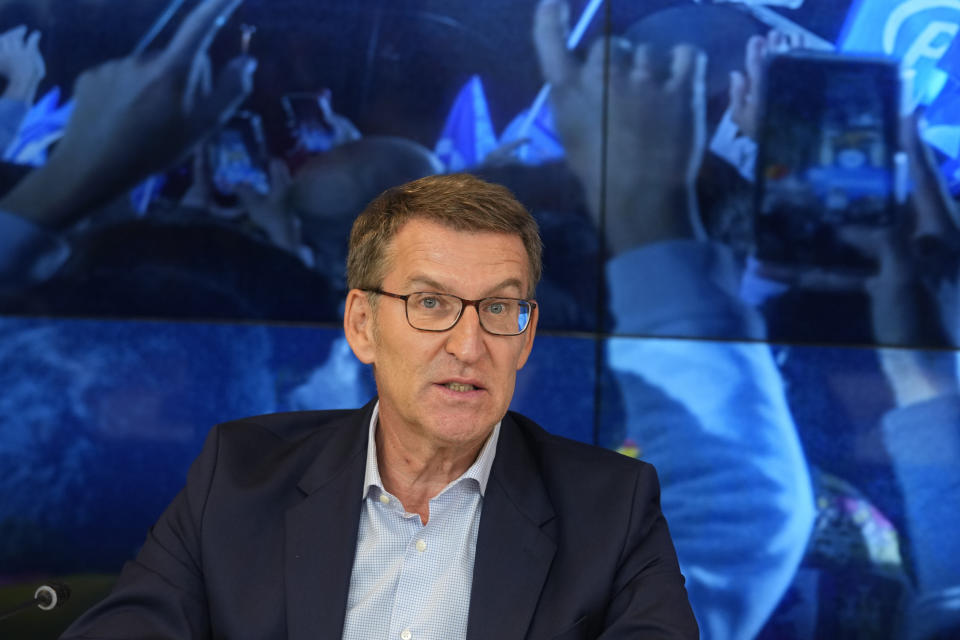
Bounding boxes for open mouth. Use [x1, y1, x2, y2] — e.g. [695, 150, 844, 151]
[441, 382, 481, 392]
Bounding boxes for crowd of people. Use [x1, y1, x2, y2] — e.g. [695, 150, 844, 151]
[0, 0, 958, 638]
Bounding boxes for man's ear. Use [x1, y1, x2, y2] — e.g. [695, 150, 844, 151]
[515, 302, 538, 370]
[344, 289, 377, 364]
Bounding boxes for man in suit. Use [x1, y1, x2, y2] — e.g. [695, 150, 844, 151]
[63, 173, 697, 639]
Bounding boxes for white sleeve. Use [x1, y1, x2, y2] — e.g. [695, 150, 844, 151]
[607, 239, 766, 339]
[606, 240, 814, 640]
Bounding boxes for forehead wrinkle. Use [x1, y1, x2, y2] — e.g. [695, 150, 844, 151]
[388, 219, 532, 296]
[404, 274, 525, 299]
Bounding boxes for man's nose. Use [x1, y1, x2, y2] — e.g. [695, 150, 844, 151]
[445, 304, 485, 363]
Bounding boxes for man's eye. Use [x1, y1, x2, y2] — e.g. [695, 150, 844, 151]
[485, 301, 507, 315]
[415, 295, 453, 312]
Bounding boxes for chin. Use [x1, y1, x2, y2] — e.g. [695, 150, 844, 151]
[424, 413, 500, 446]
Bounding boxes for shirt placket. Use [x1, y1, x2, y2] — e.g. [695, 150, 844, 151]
[385, 485, 460, 640]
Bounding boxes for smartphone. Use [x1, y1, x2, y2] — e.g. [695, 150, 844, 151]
[281, 90, 338, 153]
[755, 51, 904, 270]
[206, 110, 270, 202]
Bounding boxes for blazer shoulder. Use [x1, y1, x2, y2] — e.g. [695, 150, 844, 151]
[205, 407, 368, 472]
[191, 406, 370, 494]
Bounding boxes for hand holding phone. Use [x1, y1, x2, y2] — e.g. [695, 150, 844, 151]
[281, 90, 360, 153]
[755, 51, 905, 271]
[206, 110, 270, 204]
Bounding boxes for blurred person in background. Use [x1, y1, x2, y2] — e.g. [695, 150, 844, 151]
[534, 1, 815, 637]
[0, 0, 339, 323]
[0, 0, 254, 293]
[802, 111, 960, 640]
[722, 22, 960, 639]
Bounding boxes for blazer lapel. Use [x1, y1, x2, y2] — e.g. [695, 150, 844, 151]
[467, 414, 557, 640]
[284, 404, 372, 640]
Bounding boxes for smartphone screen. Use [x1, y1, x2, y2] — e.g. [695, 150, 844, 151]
[281, 91, 337, 153]
[755, 52, 901, 270]
[206, 111, 270, 199]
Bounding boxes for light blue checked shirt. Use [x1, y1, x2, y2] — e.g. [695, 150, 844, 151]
[341, 402, 501, 640]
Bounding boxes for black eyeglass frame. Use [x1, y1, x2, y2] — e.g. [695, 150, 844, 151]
[365, 288, 537, 336]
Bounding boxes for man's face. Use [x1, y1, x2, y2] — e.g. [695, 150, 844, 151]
[345, 218, 537, 451]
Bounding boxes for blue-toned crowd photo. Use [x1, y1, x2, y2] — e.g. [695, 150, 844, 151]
[1, 0, 959, 638]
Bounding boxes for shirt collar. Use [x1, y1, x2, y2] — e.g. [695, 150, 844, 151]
[362, 401, 501, 500]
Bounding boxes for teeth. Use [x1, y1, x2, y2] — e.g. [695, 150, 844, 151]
[445, 382, 476, 392]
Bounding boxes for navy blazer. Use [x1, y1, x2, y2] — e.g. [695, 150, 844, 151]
[63, 401, 698, 639]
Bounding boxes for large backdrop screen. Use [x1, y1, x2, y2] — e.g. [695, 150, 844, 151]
[1, 1, 958, 639]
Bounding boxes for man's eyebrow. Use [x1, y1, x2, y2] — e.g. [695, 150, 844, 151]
[481, 278, 524, 298]
[405, 275, 447, 292]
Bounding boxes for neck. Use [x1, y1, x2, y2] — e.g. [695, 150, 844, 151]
[375, 419, 490, 524]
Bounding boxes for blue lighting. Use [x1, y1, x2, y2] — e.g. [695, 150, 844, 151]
[840, 0, 960, 191]
[840, 0, 960, 106]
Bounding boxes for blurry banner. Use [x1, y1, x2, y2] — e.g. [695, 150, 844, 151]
[434, 75, 497, 171]
[840, 0, 960, 189]
[4, 88, 75, 167]
[840, 0, 960, 105]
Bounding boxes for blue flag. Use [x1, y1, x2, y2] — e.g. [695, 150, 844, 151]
[4, 87, 75, 166]
[499, 100, 565, 166]
[434, 75, 497, 171]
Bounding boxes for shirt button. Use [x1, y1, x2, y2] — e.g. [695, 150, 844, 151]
[379, 494, 390, 505]
[415, 539, 427, 553]
[401, 629, 412, 640]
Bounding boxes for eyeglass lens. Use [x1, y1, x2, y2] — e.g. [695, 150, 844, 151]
[405, 292, 531, 335]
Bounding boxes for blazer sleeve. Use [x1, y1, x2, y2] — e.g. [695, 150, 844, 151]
[60, 426, 222, 639]
[599, 462, 700, 639]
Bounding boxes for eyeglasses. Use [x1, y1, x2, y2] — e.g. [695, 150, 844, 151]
[366, 289, 537, 336]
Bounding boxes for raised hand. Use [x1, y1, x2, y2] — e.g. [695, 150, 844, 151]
[533, 0, 707, 254]
[728, 30, 802, 140]
[1, 0, 254, 229]
[0, 25, 45, 104]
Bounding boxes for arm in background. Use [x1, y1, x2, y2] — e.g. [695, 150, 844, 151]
[0, 0, 253, 235]
[842, 114, 960, 640]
